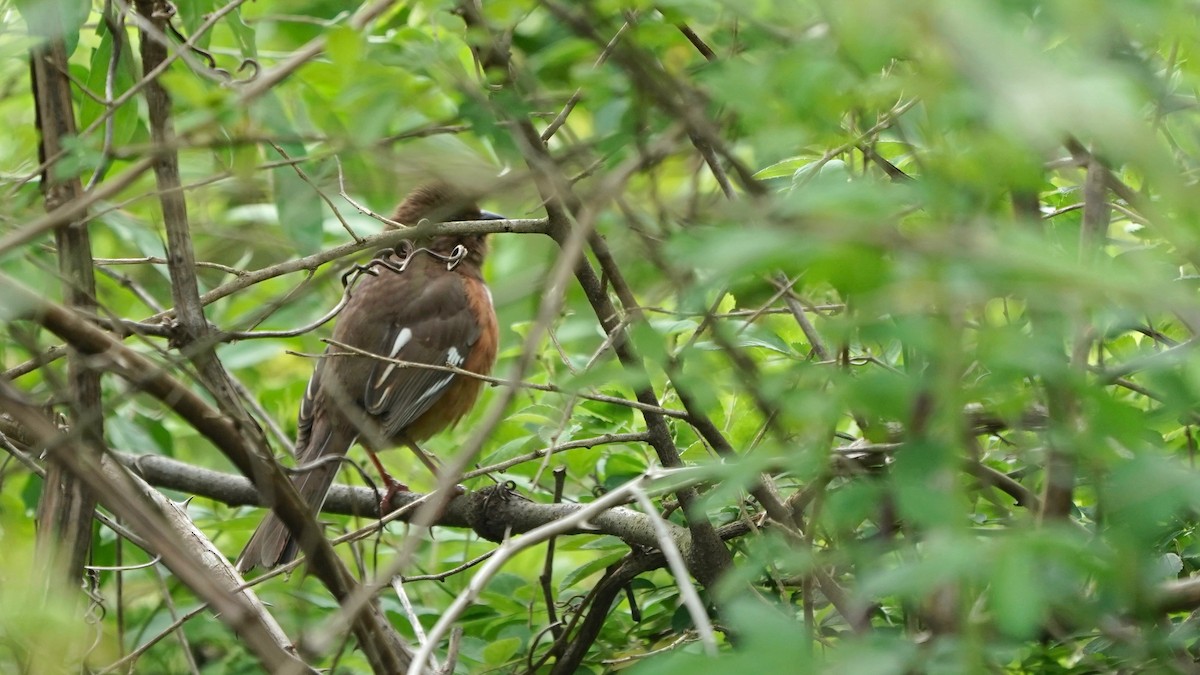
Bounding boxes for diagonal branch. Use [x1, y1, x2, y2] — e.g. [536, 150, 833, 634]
[0, 381, 310, 672]
[0, 271, 413, 673]
[454, 1, 735, 593]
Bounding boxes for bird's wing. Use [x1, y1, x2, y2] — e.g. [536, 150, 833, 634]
[356, 272, 482, 438]
[294, 357, 323, 459]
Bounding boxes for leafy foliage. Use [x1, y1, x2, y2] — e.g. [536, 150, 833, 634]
[3, 0, 1200, 673]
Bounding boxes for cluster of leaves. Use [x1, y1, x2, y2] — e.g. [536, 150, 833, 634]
[3, 0, 1200, 673]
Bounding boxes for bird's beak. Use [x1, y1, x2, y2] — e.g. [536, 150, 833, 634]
[479, 210, 505, 220]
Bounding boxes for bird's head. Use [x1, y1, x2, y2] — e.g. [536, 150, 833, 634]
[390, 182, 503, 267]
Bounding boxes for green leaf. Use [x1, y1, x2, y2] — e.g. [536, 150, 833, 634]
[254, 94, 325, 254]
[559, 550, 625, 591]
[990, 544, 1044, 639]
[224, 11, 257, 62]
[15, 0, 89, 57]
[480, 636, 521, 665]
[79, 26, 142, 146]
[753, 156, 811, 180]
[176, 0, 216, 50]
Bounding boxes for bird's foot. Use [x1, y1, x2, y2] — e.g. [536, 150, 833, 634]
[379, 480, 411, 516]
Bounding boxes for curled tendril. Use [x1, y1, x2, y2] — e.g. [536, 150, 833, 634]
[236, 58, 261, 81]
[151, 0, 176, 20]
[163, 11, 260, 84]
[446, 244, 468, 269]
[340, 244, 473, 293]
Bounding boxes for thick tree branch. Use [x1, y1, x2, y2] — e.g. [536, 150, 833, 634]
[23, 0, 105, 593]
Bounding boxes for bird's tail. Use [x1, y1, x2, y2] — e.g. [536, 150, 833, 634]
[236, 420, 355, 572]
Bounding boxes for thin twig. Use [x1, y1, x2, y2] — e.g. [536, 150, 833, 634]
[312, 340, 689, 419]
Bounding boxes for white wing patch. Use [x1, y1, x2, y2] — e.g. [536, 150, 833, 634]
[389, 327, 414, 356]
[300, 373, 318, 420]
[304, 372, 318, 402]
[447, 346, 464, 367]
[375, 327, 414, 387]
[416, 374, 455, 404]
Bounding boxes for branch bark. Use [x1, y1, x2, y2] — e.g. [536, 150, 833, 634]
[1040, 146, 1109, 522]
[24, 0, 104, 594]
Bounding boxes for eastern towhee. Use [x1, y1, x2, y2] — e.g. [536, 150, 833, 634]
[237, 182, 502, 571]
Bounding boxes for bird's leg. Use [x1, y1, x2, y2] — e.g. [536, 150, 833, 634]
[405, 439, 443, 476]
[406, 440, 468, 498]
[364, 448, 409, 515]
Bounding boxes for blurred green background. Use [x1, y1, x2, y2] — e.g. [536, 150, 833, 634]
[4, 0, 1200, 672]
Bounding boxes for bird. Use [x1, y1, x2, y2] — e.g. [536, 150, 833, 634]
[237, 182, 503, 572]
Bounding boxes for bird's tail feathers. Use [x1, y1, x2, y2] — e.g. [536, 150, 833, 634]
[235, 420, 355, 573]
